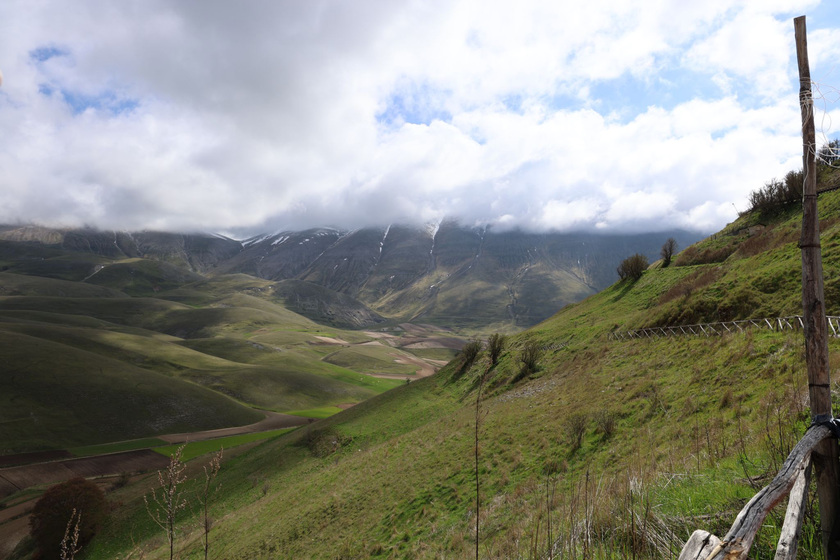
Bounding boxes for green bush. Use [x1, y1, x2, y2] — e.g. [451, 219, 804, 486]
[29, 477, 107, 558]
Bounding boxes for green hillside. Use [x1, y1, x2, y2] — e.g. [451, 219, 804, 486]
[76, 166, 840, 559]
[0, 261, 428, 453]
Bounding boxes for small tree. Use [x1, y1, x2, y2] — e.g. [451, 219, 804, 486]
[199, 449, 223, 560]
[512, 341, 542, 383]
[566, 412, 588, 452]
[660, 238, 677, 268]
[60, 509, 82, 560]
[617, 253, 648, 281]
[457, 339, 482, 374]
[145, 445, 188, 560]
[30, 478, 107, 559]
[487, 333, 506, 366]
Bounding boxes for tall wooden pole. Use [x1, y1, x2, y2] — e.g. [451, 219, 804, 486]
[795, 15, 840, 558]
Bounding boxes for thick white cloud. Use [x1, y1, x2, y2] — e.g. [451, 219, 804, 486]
[0, 0, 837, 235]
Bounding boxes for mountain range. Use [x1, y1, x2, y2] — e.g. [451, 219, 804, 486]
[0, 221, 699, 330]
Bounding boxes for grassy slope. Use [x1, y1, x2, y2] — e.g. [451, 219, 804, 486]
[0, 266, 406, 452]
[84, 174, 840, 559]
[0, 330, 263, 452]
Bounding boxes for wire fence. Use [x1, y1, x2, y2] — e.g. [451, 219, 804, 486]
[608, 315, 840, 341]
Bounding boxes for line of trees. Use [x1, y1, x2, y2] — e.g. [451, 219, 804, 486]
[746, 139, 840, 214]
[747, 169, 804, 213]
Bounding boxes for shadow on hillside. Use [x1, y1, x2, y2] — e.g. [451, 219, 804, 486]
[610, 280, 634, 302]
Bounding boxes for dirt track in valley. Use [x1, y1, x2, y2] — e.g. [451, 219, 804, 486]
[158, 410, 310, 443]
[0, 450, 170, 500]
[0, 411, 310, 502]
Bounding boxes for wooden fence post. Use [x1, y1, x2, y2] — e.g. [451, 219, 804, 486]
[795, 15, 840, 558]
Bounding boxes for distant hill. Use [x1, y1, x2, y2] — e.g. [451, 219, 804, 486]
[0, 222, 701, 330]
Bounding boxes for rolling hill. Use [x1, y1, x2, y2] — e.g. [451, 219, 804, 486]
[0, 269, 455, 453]
[70, 164, 840, 559]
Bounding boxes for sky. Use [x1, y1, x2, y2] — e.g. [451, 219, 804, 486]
[1, 1, 839, 237]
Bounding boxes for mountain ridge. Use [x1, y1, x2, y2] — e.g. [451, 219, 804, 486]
[0, 221, 701, 330]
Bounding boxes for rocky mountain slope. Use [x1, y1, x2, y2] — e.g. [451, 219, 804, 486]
[0, 222, 699, 330]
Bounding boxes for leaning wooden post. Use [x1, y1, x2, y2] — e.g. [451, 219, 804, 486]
[795, 15, 840, 557]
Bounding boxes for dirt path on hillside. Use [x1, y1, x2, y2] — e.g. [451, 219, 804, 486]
[158, 411, 310, 444]
[391, 352, 437, 377]
[313, 335, 350, 345]
[360, 352, 444, 379]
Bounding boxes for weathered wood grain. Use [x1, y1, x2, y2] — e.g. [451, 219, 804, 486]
[796, 15, 840, 557]
[677, 530, 720, 560]
[677, 425, 831, 560]
[775, 454, 811, 560]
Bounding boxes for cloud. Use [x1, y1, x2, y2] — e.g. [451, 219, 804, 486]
[0, 0, 837, 236]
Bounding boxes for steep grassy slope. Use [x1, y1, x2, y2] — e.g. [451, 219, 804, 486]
[77, 175, 840, 559]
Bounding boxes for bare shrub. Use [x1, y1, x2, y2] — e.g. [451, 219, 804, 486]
[747, 170, 803, 213]
[145, 445, 188, 560]
[199, 449, 223, 560]
[60, 509, 82, 560]
[595, 413, 616, 439]
[818, 139, 840, 166]
[512, 341, 542, 383]
[487, 333, 506, 366]
[453, 339, 482, 380]
[110, 471, 131, 492]
[660, 238, 677, 268]
[566, 412, 588, 452]
[617, 254, 648, 281]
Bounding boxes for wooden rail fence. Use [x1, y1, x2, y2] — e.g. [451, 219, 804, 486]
[609, 315, 840, 341]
